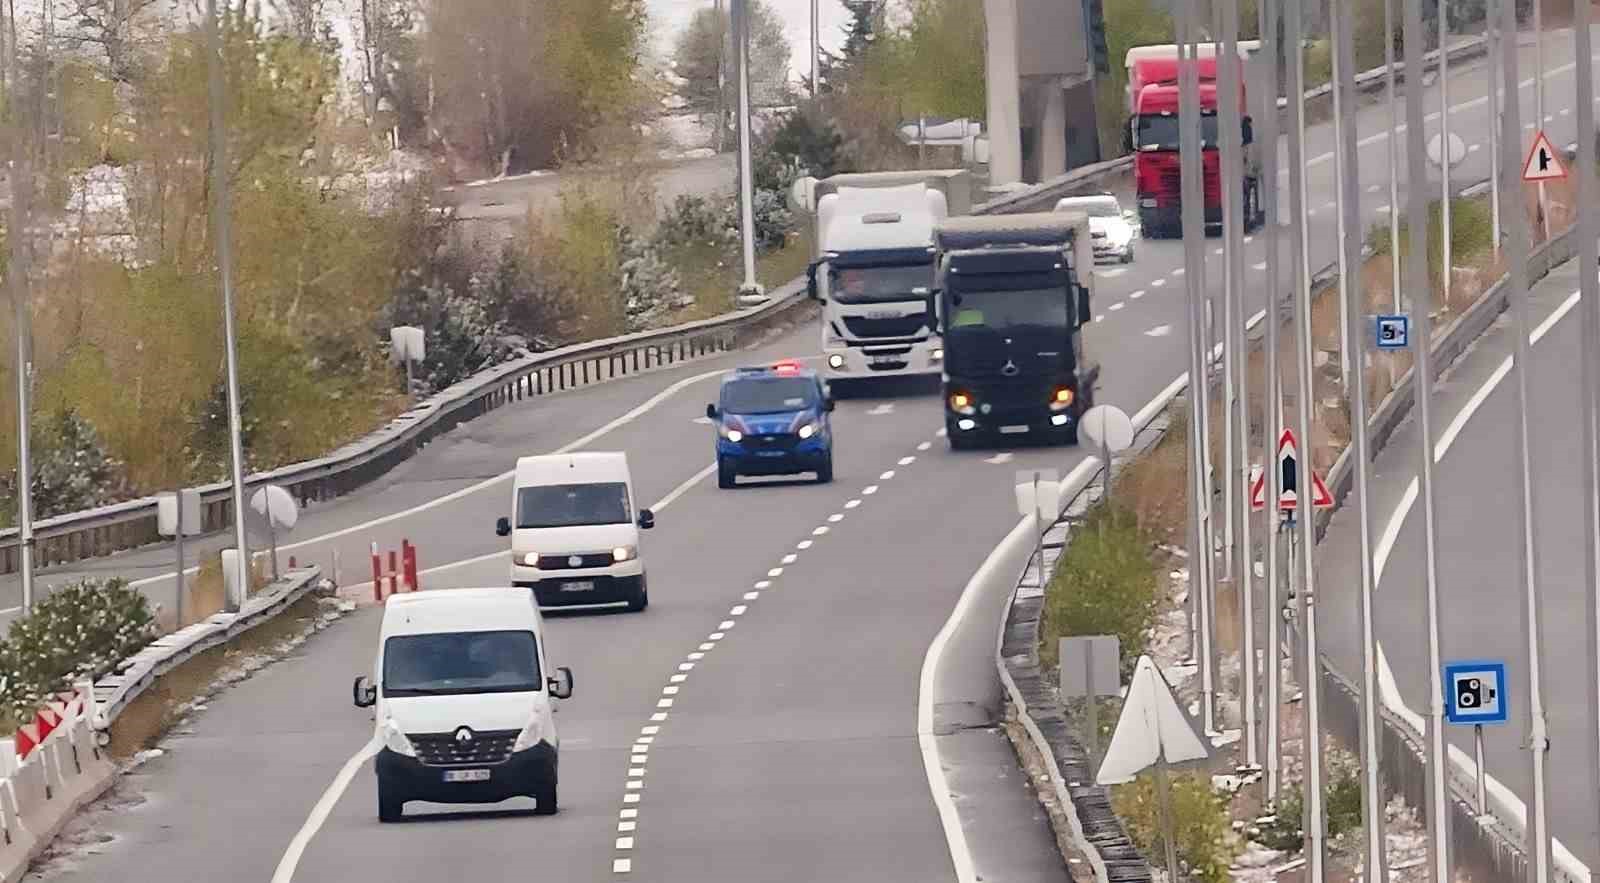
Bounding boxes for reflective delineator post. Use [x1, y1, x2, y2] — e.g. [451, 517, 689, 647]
[371, 543, 383, 603]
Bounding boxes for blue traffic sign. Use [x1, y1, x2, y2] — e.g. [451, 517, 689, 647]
[1376, 314, 1410, 350]
[1442, 660, 1509, 725]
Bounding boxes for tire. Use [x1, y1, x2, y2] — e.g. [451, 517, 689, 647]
[533, 782, 558, 816]
[948, 430, 977, 451]
[816, 451, 834, 484]
[717, 458, 737, 489]
[1121, 247, 1134, 264]
[626, 575, 649, 612]
[378, 778, 404, 823]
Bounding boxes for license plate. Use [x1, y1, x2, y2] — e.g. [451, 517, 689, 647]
[757, 450, 787, 457]
[869, 355, 899, 365]
[560, 580, 595, 592]
[1000, 424, 1031, 435]
[443, 769, 491, 783]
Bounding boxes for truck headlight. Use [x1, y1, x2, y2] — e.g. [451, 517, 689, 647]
[512, 712, 545, 752]
[827, 353, 846, 370]
[798, 423, 818, 439]
[383, 719, 416, 757]
[931, 347, 944, 361]
[949, 392, 977, 416]
[612, 545, 637, 562]
[1048, 387, 1076, 411]
[518, 551, 540, 567]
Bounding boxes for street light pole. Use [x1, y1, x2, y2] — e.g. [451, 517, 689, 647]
[206, 0, 251, 612]
[1256, 0, 1284, 800]
[810, 0, 819, 97]
[731, 0, 764, 305]
[6, 24, 34, 611]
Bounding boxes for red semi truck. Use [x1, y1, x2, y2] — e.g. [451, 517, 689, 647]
[1123, 45, 1264, 237]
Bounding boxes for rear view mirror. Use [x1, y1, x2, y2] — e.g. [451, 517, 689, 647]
[805, 262, 820, 300]
[824, 398, 835, 413]
[1077, 285, 1092, 324]
[548, 666, 575, 699]
[1122, 117, 1135, 154]
[495, 516, 511, 537]
[706, 403, 719, 420]
[1241, 115, 1255, 146]
[352, 676, 376, 708]
[637, 508, 655, 530]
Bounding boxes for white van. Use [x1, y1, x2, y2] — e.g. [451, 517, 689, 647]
[494, 452, 655, 612]
[352, 587, 574, 822]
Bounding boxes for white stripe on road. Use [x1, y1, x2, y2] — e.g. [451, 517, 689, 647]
[270, 737, 380, 883]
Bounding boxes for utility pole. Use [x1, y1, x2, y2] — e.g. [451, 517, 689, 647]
[206, 0, 251, 611]
[5, 6, 34, 611]
[731, 0, 764, 305]
[714, 0, 727, 154]
[810, 0, 819, 97]
[1256, 0, 1284, 801]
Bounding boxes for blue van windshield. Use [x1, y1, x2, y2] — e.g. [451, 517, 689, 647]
[721, 377, 818, 414]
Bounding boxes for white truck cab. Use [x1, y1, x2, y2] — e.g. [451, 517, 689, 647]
[352, 587, 575, 822]
[495, 452, 654, 612]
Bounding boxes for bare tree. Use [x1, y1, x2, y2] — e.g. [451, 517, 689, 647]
[267, 0, 323, 42]
[64, 0, 163, 82]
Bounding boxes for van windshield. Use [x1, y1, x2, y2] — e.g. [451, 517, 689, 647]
[721, 376, 819, 414]
[383, 630, 541, 697]
[517, 482, 630, 529]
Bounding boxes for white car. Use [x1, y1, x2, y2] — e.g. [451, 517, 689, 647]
[353, 587, 575, 821]
[496, 452, 654, 612]
[1055, 194, 1137, 264]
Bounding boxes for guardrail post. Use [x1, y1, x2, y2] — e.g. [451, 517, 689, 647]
[371, 543, 382, 602]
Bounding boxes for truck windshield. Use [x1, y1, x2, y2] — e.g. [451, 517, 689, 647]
[945, 289, 1068, 331]
[722, 377, 818, 414]
[828, 262, 934, 305]
[517, 482, 630, 529]
[383, 630, 541, 697]
[1135, 113, 1219, 151]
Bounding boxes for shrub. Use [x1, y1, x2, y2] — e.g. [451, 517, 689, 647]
[1113, 770, 1241, 883]
[1254, 750, 1365, 852]
[1038, 504, 1160, 679]
[30, 409, 127, 519]
[0, 578, 156, 726]
[616, 224, 685, 331]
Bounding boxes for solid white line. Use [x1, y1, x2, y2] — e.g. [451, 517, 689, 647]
[270, 738, 379, 883]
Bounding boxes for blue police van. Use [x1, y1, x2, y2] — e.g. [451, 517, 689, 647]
[706, 360, 835, 488]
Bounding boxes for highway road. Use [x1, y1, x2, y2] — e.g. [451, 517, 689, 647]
[442, 154, 737, 225]
[1317, 227, 1600, 862]
[23, 31, 1591, 883]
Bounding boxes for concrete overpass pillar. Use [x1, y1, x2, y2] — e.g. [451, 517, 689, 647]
[984, 0, 1023, 186]
[1039, 80, 1068, 180]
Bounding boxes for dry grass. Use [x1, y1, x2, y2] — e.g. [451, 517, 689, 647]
[107, 593, 326, 760]
[156, 555, 272, 633]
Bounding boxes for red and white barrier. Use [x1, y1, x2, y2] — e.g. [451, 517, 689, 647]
[370, 540, 421, 602]
[0, 680, 116, 882]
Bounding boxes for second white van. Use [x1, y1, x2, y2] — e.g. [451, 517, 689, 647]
[495, 452, 655, 612]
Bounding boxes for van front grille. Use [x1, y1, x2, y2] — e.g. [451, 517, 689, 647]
[536, 552, 613, 570]
[408, 729, 519, 766]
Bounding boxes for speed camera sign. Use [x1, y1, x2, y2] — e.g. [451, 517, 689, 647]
[1442, 660, 1508, 726]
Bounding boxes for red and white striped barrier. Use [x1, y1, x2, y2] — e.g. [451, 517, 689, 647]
[370, 540, 421, 602]
[0, 680, 116, 882]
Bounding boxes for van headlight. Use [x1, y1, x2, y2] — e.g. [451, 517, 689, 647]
[798, 423, 818, 439]
[612, 545, 637, 562]
[383, 719, 415, 757]
[721, 426, 744, 442]
[512, 712, 545, 752]
[517, 551, 540, 567]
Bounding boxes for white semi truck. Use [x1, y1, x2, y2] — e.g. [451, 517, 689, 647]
[789, 170, 974, 392]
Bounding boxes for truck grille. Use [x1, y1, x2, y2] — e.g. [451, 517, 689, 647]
[536, 552, 613, 570]
[841, 314, 930, 339]
[408, 729, 519, 766]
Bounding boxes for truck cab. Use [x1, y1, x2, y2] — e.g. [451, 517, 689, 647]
[932, 213, 1099, 450]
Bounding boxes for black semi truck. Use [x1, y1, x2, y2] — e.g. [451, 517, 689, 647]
[932, 212, 1100, 450]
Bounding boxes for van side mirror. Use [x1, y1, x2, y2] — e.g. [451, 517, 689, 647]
[637, 508, 655, 530]
[548, 666, 574, 699]
[1241, 115, 1254, 146]
[824, 398, 835, 413]
[706, 403, 719, 420]
[1077, 285, 1092, 324]
[352, 676, 376, 708]
[495, 516, 511, 537]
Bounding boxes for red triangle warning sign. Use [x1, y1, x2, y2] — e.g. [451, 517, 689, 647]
[1250, 429, 1333, 511]
[1522, 130, 1567, 182]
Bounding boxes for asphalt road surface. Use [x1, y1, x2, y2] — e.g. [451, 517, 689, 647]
[22, 30, 1591, 883]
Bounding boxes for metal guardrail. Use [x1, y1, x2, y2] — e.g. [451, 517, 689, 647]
[0, 31, 1499, 578]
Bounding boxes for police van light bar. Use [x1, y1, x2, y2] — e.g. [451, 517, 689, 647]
[772, 359, 803, 374]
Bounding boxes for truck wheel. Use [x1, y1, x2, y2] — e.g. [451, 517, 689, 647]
[533, 782, 558, 816]
[378, 778, 405, 823]
[717, 459, 737, 489]
[948, 430, 977, 451]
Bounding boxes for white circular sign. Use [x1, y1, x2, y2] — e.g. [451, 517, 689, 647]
[1426, 132, 1468, 169]
[249, 484, 299, 531]
[1080, 404, 1135, 454]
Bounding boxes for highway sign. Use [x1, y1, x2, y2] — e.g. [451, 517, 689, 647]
[1096, 655, 1210, 785]
[1522, 130, 1567, 182]
[1249, 428, 1333, 511]
[1375, 314, 1409, 350]
[1442, 660, 1509, 725]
